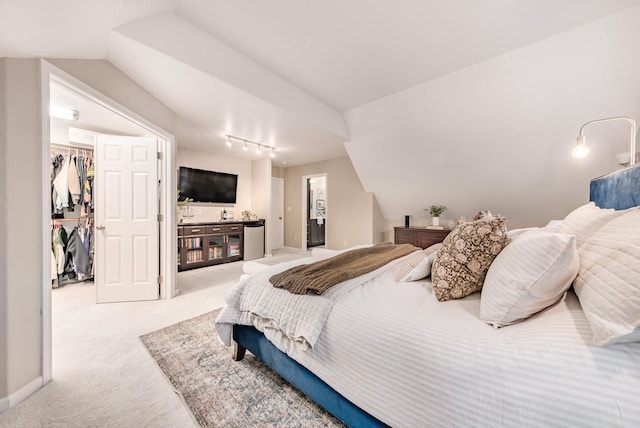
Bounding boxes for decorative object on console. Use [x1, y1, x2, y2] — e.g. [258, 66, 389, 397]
[226, 134, 277, 159]
[431, 214, 509, 302]
[572, 116, 636, 166]
[404, 215, 410, 227]
[241, 210, 257, 221]
[177, 190, 194, 224]
[426, 204, 447, 226]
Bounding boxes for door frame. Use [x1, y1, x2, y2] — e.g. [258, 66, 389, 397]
[300, 173, 327, 250]
[40, 60, 177, 384]
[271, 177, 284, 250]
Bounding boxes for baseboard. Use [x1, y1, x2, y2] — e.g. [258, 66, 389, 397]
[0, 396, 8, 413]
[0, 376, 43, 414]
[281, 246, 309, 254]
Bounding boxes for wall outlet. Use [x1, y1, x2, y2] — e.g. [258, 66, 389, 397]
[294, 234, 297, 241]
[344, 240, 348, 247]
[287, 206, 292, 212]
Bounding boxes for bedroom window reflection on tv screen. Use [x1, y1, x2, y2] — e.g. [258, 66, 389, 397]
[178, 166, 238, 204]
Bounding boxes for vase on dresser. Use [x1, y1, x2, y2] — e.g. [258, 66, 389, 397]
[432, 217, 440, 227]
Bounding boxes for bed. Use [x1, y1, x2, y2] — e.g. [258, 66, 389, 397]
[215, 164, 640, 427]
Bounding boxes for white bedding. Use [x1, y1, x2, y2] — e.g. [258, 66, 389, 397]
[216, 254, 640, 427]
[216, 250, 411, 352]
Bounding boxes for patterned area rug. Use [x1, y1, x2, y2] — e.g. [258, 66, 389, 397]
[140, 310, 344, 427]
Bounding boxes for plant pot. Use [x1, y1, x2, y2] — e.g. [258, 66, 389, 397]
[432, 217, 440, 227]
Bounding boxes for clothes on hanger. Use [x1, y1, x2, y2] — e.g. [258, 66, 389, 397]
[50, 144, 96, 287]
[51, 221, 94, 287]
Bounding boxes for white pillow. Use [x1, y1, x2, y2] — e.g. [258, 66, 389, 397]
[480, 230, 579, 328]
[557, 202, 630, 248]
[574, 208, 640, 346]
[395, 244, 442, 282]
[507, 227, 537, 240]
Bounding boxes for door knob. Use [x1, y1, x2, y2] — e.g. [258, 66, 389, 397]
[279, 217, 282, 220]
[96, 225, 106, 231]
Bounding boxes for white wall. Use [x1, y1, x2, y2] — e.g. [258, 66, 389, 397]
[47, 59, 177, 134]
[251, 158, 271, 255]
[283, 157, 376, 250]
[345, 6, 640, 232]
[0, 58, 42, 399]
[176, 147, 252, 223]
[0, 58, 179, 404]
[0, 59, 8, 400]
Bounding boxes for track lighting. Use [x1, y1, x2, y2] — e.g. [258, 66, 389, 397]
[224, 134, 278, 159]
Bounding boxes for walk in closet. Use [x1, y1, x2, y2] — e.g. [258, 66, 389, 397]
[50, 143, 95, 288]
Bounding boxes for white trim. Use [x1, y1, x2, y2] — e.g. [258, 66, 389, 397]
[0, 376, 43, 413]
[39, 60, 53, 385]
[159, 135, 178, 298]
[281, 246, 310, 254]
[301, 173, 327, 250]
[40, 60, 177, 388]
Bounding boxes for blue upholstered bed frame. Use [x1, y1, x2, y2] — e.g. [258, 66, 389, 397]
[232, 163, 640, 427]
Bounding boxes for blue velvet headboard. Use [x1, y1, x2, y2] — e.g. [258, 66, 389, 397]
[590, 163, 640, 209]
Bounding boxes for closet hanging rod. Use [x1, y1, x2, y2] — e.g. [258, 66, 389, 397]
[50, 143, 94, 152]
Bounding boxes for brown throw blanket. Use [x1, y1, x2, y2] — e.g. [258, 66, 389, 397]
[269, 243, 420, 295]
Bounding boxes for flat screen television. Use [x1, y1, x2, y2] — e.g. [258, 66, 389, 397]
[178, 166, 238, 204]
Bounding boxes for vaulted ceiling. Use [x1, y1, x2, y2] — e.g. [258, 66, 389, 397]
[3, 0, 640, 222]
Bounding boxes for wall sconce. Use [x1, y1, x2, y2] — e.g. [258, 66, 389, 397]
[572, 116, 636, 166]
[225, 134, 276, 158]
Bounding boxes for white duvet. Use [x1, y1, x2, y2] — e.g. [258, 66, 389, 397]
[216, 254, 640, 427]
[216, 251, 411, 353]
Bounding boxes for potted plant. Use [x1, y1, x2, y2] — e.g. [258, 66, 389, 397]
[426, 205, 447, 226]
[241, 210, 257, 221]
[177, 191, 193, 223]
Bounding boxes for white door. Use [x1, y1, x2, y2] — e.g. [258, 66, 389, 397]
[95, 136, 159, 303]
[271, 177, 284, 250]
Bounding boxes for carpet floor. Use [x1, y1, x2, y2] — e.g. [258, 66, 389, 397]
[140, 310, 344, 428]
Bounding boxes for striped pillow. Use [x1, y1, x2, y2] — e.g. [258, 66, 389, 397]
[481, 230, 579, 327]
[558, 202, 630, 248]
[395, 244, 442, 282]
[574, 208, 640, 345]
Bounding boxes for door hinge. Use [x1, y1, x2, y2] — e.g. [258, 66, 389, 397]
[158, 214, 163, 222]
[157, 275, 163, 285]
[157, 152, 163, 160]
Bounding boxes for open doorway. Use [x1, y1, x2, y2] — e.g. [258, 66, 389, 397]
[40, 60, 177, 384]
[302, 174, 326, 249]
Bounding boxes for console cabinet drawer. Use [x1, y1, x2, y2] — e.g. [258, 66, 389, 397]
[394, 227, 450, 249]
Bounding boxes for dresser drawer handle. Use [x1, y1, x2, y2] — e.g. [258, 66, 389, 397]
[191, 229, 200, 233]
[230, 227, 238, 230]
[212, 228, 221, 232]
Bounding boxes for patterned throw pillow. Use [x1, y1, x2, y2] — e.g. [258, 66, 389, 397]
[431, 216, 509, 301]
[395, 244, 442, 282]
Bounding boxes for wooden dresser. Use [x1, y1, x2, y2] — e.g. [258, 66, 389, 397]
[394, 226, 451, 249]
